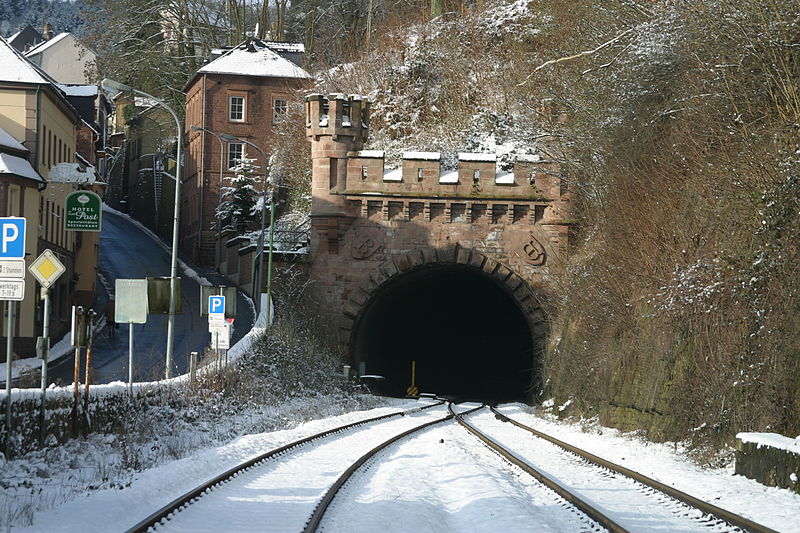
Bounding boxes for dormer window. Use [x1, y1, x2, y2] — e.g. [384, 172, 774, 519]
[229, 95, 245, 122]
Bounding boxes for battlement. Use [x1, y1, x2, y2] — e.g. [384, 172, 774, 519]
[344, 151, 564, 200]
[305, 93, 370, 144]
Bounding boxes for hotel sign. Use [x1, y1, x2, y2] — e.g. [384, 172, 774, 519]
[65, 191, 102, 232]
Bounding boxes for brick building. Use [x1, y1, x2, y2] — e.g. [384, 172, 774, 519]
[182, 38, 311, 265]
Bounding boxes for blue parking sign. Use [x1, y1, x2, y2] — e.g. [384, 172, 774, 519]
[0, 217, 25, 259]
[209, 295, 225, 316]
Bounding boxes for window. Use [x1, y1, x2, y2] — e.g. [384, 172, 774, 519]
[228, 95, 245, 122]
[417, 168, 424, 182]
[227, 142, 244, 169]
[273, 98, 288, 122]
[361, 166, 369, 180]
[473, 169, 480, 183]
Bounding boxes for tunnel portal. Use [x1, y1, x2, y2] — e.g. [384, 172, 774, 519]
[351, 265, 536, 401]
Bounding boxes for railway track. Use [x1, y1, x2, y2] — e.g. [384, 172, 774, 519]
[453, 405, 779, 533]
[126, 400, 778, 533]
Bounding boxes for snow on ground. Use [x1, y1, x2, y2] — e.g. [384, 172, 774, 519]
[4, 399, 799, 532]
[494, 404, 800, 533]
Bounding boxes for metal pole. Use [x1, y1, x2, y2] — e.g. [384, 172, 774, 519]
[84, 311, 95, 408]
[72, 307, 82, 436]
[264, 197, 276, 328]
[39, 288, 50, 446]
[128, 323, 134, 397]
[216, 134, 224, 267]
[5, 301, 15, 453]
[158, 103, 182, 380]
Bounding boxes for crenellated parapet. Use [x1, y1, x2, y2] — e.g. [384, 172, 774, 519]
[345, 150, 565, 201]
[305, 93, 370, 144]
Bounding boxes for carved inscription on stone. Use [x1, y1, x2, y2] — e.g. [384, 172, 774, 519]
[522, 234, 547, 265]
[350, 227, 384, 260]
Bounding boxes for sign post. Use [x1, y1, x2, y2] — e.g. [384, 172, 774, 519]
[28, 249, 66, 446]
[208, 295, 225, 369]
[0, 216, 25, 454]
[115, 279, 148, 395]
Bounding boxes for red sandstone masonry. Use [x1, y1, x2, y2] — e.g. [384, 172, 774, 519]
[305, 94, 572, 353]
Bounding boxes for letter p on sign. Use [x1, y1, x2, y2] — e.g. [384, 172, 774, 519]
[0, 218, 25, 258]
[209, 295, 225, 316]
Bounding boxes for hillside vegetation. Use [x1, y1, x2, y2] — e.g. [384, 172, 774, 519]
[68, 0, 799, 452]
[313, 0, 800, 453]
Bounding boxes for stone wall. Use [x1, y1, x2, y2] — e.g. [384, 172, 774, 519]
[736, 433, 800, 494]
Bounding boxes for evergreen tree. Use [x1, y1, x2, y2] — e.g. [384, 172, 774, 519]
[216, 156, 260, 232]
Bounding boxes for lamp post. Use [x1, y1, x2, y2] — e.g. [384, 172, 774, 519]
[101, 78, 182, 379]
[190, 125, 225, 267]
[219, 134, 272, 323]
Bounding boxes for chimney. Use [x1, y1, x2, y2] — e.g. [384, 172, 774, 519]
[43, 22, 54, 40]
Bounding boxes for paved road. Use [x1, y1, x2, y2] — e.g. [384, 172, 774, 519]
[48, 209, 254, 385]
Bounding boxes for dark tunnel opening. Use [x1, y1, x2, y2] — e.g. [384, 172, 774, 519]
[352, 265, 536, 402]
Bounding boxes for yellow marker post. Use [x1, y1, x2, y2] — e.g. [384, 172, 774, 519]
[406, 360, 418, 396]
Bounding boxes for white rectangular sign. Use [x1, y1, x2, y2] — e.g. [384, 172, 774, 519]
[0, 259, 25, 278]
[212, 330, 230, 350]
[0, 279, 25, 300]
[115, 279, 149, 324]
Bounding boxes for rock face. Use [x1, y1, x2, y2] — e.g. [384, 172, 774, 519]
[305, 94, 572, 369]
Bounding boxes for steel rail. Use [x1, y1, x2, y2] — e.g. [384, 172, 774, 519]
[124, 400, 444, 533]
[452, 405, 630, 533]
[301, 402, 482, 532]
[490, 406, 779, 533]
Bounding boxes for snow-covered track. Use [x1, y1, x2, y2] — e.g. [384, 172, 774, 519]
[300, 403, 481, 532]
[489, 407, 779, 533]
[456, 406, 779, 533]
[124, 401, 444, 533]
[450, 404, 628, 533]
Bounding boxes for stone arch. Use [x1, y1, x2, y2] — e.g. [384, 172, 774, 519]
[342, 244, 549, 399]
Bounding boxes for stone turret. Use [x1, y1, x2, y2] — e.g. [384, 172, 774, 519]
[305, 94, 370, 216]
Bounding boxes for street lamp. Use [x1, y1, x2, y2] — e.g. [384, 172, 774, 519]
[101, 78, 182, 379]
[189, 125, 225, 267]
[219, 134, 272, 324]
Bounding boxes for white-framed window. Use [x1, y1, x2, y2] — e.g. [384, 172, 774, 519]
[361, 166, 369, 180]
[228, 95, 245, 122]
[227, 142, 244, 169]
[273, 98, 288, 122]
[473, 169, 480, 183]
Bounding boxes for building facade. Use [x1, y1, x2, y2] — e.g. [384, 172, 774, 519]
[0, 36, 102, 356]
[182, 38, 311, 265]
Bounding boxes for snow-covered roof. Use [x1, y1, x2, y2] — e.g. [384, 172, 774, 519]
[0, 127, 27, 153]
[24, 32, 70, 57]
[198, 38, 311, 79]
[439, 170, 459, 184]
[263, 41, 304, 53]
[56, 83, 98, 97]
[0, 153, 44, 182]
[516, 154, 541, 163]
[354, 150, 384, 158]
[459, 153, 496, 162]
[403, 151, 440, 161]
[48, 162, 96, 184]
[383, 168, 402, 182]
[495, 171, 515, 185]
[0, 36, 52, 84]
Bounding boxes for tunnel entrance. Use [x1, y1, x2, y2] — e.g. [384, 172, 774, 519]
[351, 265, 537, 402]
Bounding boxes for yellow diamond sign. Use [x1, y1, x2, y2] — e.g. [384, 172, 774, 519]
[29, 249, 66, 288]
